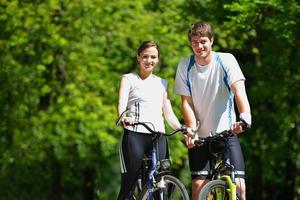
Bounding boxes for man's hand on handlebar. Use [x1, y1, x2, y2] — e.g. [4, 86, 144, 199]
[181, 126, 199, 149]
[231, 119, 251, 135]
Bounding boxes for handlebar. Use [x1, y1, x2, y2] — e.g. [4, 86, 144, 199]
[193, 118, 251, 146]
[116, 110, 188, 136]
[132, 122, 188, 136]
[194, 130, 234, 146]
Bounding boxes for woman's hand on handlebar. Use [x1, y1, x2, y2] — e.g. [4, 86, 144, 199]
[121, 117, 135, 126]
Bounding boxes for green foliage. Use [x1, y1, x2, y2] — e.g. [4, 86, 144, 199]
[1, 0, 300, 199]
[223, 0, 300, 198]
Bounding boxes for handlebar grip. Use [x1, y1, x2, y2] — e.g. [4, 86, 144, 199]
[194, 138, 205, 146]
[179, 125, 188, 134]
[240, 119, 251, 131]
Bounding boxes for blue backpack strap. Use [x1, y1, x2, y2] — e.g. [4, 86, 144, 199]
[214, 53, 234, 128]
[186, 55, 195, 96]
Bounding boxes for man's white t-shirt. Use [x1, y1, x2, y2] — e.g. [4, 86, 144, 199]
[174, 52, 245, 137]
[123, 73, 167, 133]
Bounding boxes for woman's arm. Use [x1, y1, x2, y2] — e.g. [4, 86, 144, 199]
[162, 92, 181, 130]
[118, 76, 130, 116]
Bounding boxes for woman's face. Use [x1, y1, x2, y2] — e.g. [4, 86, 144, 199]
[137, 46, 159, 72]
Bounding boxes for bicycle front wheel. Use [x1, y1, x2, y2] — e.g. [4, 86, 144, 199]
[139, 174, 189, 200]
[199, 180, 241, 200]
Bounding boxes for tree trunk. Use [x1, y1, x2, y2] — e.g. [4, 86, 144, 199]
[82, 166, 95, 200]
[49, 151, 62, 200]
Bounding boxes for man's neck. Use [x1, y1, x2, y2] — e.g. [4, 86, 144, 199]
[195, 52, 213, 66]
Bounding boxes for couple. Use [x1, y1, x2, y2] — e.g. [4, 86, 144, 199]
[117, 21, 252, 200]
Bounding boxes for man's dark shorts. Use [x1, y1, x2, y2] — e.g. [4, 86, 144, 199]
[188, 135, 245, 180]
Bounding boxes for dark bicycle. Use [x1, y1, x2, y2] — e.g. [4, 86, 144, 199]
[117, 111, 190, 200]
[194, 121, 250, 200]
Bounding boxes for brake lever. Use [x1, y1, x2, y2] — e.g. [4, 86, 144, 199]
[240, 119, 251, 131]
[116, 109, 129, 126]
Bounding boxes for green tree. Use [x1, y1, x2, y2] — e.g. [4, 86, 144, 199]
[0, 0, 191, 199]
[1, 0, 300, 199]
[222, 0, 300, 199]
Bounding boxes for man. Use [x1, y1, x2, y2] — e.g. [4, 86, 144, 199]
[174, 21, 251, 200]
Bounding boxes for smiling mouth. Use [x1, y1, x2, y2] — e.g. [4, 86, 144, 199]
[198, 50, 207, 54]
[144, 64, 153, 68]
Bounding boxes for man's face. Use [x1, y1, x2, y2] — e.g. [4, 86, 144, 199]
[190, 35, 213, 59]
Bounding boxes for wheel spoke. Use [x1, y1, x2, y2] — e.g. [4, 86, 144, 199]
[199, 180, 241, 200]
[139, 175, 189, 200]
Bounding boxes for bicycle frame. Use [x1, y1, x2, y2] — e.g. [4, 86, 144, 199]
[211, 157, 237, 200]
[141, 127, 172, 200]
[195, 131, 240, 200]
[117, 110, 188, 200]
[147, 142, 158, 200]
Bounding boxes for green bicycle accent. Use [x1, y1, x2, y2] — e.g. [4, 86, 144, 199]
[221, 175, 237, 200]
[195, 130, 243, 200]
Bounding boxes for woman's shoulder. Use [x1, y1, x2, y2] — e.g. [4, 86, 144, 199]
[152, 75, 168, 88]
[152, 74, 166, 81]
[123, 73, 138, 80]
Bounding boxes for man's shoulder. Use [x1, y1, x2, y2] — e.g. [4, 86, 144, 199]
[214, 52, 236, 61]
[178, 55, 194, 69]
[181, 55, 194, 63]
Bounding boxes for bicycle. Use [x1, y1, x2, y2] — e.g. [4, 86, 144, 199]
[117, 110, 190, 200]
[194, 121, 250, 200]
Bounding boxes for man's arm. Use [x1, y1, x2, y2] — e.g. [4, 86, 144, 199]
[231, 80, 251, 132]
[181, 95, 198, 148]
[181, 95, 197, 130]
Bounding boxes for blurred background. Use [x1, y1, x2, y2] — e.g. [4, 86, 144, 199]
[0, 0, 300, 199]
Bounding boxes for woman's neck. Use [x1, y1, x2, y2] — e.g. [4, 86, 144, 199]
[138, 70, 152, 80]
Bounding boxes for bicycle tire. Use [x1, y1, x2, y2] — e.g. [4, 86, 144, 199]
[199, 180, 241, 200]
[139, 174, 190, 200]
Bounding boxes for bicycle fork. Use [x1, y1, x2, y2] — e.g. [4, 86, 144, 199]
[220, 175, 237, 200]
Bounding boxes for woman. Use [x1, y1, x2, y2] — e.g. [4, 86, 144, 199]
[117, 41, 182, 200]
